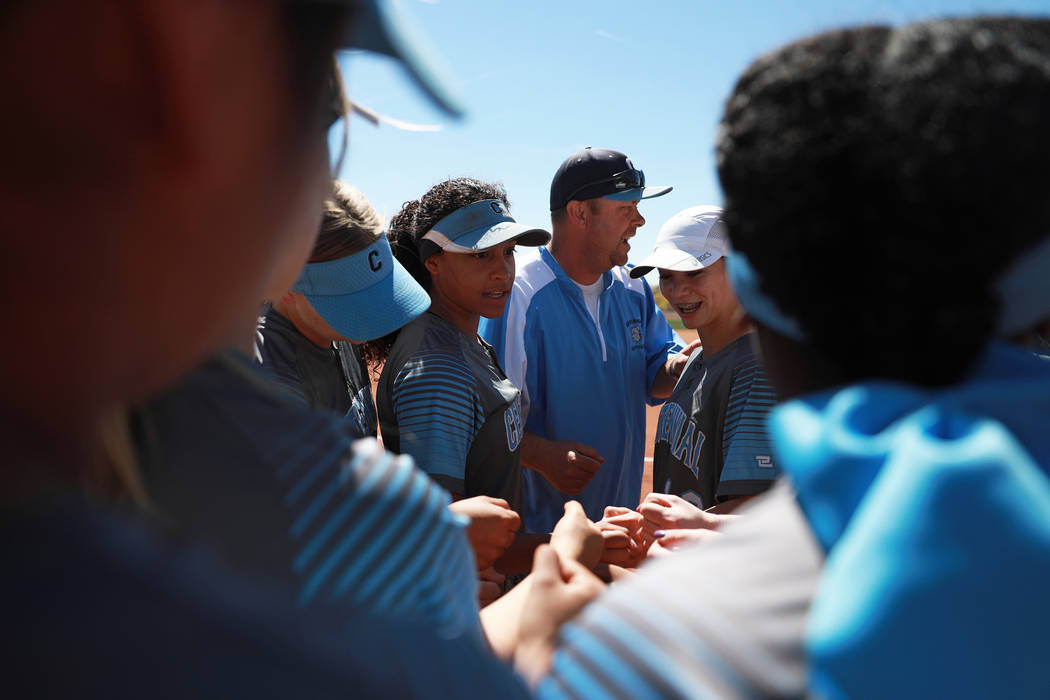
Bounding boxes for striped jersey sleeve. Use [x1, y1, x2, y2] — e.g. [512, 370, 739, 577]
[275, 432, 483, 642]
[140, 353, 484, 645]
[719, 357, 779, 495]
[391, 348, 482, 494]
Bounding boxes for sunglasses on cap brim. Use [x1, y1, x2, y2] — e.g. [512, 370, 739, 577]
[565, 168, 645, 203]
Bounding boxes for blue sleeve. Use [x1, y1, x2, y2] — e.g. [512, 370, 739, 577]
[390, 349, 480, 494]
[478, 314, 507, 366]
[718, 358, 778, 496]
[641, 282, 684, 404]
[522, 305, 547, 435]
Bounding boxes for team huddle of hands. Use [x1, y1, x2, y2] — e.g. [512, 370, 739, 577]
[447, 490, 740, 681]
[450, 490, 738, 579]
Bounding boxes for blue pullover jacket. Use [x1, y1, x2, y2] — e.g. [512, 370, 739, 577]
[480, 247, 682, 531]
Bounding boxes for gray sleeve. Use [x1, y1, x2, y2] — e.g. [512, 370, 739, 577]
[538, 481, 823, 700]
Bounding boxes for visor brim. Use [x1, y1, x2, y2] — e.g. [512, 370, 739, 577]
[628, 248, 723, 278]
[304, 257, 431, 342]
[456, 222, 552, 251]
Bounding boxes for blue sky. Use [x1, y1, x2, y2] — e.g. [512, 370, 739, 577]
[336, 0, 1049, 277]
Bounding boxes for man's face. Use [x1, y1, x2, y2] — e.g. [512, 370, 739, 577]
[584, 197, 646, 272]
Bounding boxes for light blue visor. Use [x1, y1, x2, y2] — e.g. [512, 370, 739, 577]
[292, 236, 430, 342]
[421, 199, 551, 254]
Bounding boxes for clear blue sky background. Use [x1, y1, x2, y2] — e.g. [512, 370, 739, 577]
[336, 0, 1049, 277]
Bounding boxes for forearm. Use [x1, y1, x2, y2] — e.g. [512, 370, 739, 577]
[494, 532, 550, 575]
[593, 562, 634, 583]
[650, 361, 678, 398]
[520, 431, 551, 476]
[479, 575, 534, 659]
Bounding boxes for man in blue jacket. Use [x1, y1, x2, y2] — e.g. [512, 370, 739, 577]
[481, 147, 691, 532]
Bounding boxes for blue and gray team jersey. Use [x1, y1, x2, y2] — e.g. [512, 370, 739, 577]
[255, 305, 378, 439]
[480, 247, 682, 532]
[377, 313, 524, 515]
[653, 333, 779, 508]
[137, 351, 482, 642]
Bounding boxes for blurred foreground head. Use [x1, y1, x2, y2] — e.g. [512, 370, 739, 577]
[1, 1, 347, 432]
[716, 17, 1050, 391]
[0, 0, 457, 470]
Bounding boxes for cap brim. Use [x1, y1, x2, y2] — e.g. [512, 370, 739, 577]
[603, 185, 673, 202]
[339, 0, 464, 118]
[304, 257, 431, 342]
[460, 222, 552, 251]
[628, 248, 722, 278]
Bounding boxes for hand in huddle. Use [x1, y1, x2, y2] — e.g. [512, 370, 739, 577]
[449, 495, 521, 571]
[549, 500, 604, 570]
[596, 506, 646, 569]
[637, 492, 733, 545]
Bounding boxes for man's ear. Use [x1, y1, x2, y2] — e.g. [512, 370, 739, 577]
[566, 200, 589, 226]
[424, 254, 442, 276]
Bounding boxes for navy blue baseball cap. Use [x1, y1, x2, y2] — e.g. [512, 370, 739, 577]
[420, 199, 551, 256]
[292, 236, 430, 342]
[330, 0, 464, 117]
[549, 147, 672, 211]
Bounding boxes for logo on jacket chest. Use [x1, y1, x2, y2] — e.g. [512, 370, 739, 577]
[626, 318, 643, 349]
